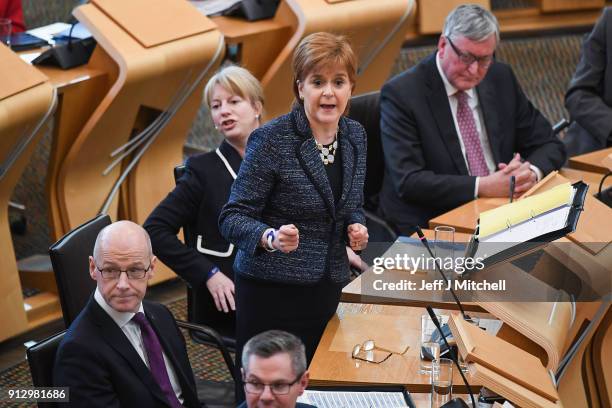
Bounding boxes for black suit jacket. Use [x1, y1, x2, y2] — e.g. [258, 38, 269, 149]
[379, 53, 566, 233]
[54, 298, 200, 408]
[565, 7, 612, 155]
[144, 140, 240, 290]
[144, 141, 239, 331]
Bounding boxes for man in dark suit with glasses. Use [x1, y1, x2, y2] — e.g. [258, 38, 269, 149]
[378, 4, 566, 234]
[54, 221, 200, 408]
[239, 330, 315, 408]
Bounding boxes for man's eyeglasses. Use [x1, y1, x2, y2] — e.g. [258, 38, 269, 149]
[446, 36, 494, 68]
[243, 372, 304, 395]
[351, 340, 409, 364]
[96, 264, 151, 280]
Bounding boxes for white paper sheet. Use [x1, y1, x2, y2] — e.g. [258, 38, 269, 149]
[298, 390, 409, 407]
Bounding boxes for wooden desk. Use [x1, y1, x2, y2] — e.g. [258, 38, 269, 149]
[211, 16, 292, 80]
[428, 167, 612, 234]
[1, 46, 57, 341]
[568, 147, 612, 174]
[341, 230, 485, 312]
[309, 303, 483, 393]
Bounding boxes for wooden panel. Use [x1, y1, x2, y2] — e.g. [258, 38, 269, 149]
[519, 172, 612, 255]
[419, 0, 490, 34]
[341, 230, 484, 312]
[212, 16, 292, 80]
[309, 303, 482, 393]
[259, 0, 416, 121]
[0, 49, 55, 341]
[559, 167, 612, 193]
[558, 303, 610, 408]
[0, 44, 47, 101]
[91, 0, 216, 48]
[43, 48, 115, 240]
[568, 147, 612, 174]
[540, 0, 604, 13]
[428, 197, 507, 234]
[54, 2, 223, 285]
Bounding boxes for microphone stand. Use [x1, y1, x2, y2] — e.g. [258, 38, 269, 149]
[427, 306, 477, 408]
[414, 226, 470, 320]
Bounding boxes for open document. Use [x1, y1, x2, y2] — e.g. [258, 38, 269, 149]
[298, 389, 412, 407]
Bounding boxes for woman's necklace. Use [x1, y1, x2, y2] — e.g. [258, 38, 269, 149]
[315, 131, 338, 165]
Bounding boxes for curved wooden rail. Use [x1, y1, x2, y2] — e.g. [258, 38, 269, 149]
[55, 1, 224, 283]
[0, 44, 56, 341]
[260, 0, 415, 121]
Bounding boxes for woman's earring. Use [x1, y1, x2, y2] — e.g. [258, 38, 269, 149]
[255, 114, 261, 120]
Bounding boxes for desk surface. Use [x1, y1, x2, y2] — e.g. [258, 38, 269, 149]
[309, 303, 482, 393]
[568, 147, 612, 174]
[342, 229, 485, 311]
[211, 16, 291, 41]
[428, 167, 612, 234]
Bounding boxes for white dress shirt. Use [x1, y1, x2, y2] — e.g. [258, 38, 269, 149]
[94, 288, 184, 404]
[435, 53, 542, 197]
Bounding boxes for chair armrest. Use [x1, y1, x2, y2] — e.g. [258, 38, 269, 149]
[176, 320, 236, 381]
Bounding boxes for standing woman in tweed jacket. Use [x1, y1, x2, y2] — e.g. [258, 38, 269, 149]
[219, 32, 369, 377]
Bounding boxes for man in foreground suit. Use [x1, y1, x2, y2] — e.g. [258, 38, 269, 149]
[379, 4, 566, 234]
[565, 7, 612, 155]
[54, 221, 200, 408]
[239, 330, 315, 408]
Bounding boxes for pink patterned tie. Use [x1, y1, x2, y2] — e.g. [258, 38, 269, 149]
[455, 91, 489, 176]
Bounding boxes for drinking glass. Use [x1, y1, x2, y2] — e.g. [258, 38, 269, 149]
[431, 358, 453, 407]
[420, 314, 442, 373]
[434, 226, 455, 276]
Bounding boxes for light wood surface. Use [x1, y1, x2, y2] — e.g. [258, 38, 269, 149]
[568, 147, 612, 174]
[449, 314, 558, 401]
[308, 303, 482, 393]
[428, 169, 612, 255]
[40, 52, 114, 241]
[540, 0, 604, 13]
[52, 0, 223, 284]
[91, 0, 216, 48]
[557, 303, 611, 408]
[0, 45, 56, 341]
[341, 229, 485, 312]
[418, 0, 490, 34]
[0, 44, 47, 100]
[212, 16, 292, 80]
[255, 0, 416, 121]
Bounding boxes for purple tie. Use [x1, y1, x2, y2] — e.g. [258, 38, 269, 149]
[455, 91, 490, 176]
[132, 312, 183, 408]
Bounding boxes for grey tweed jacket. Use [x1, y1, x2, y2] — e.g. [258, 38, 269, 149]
[219, 105, 367, 285]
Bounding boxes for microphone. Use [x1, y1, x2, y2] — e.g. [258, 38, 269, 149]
[414, 226, 470, 320]
[426, 306, 476, 408]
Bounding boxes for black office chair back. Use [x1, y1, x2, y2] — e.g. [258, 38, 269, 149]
[26, 330, 66, 408]
[348, 91, 384, 211]
[49, 214, 111, 327]
[347, 91, 397, 245]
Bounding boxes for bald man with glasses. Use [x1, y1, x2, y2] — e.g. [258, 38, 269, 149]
[378, 4, 566, 234]
[54, 221, 201, 408]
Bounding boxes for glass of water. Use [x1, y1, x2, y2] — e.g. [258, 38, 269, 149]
[431, 358, 453, 407]
[420, 314, 442, 373]
[434, 226, 455, 277]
